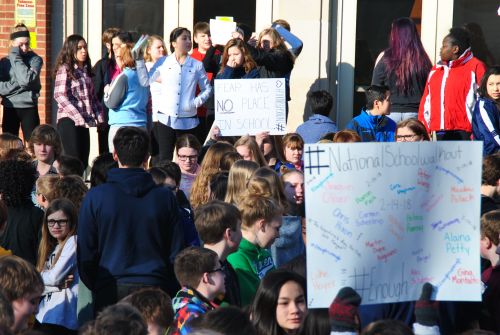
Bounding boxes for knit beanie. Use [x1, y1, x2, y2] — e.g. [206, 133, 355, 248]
[415, 282, 439, 327]
[329, 287, 362, 332]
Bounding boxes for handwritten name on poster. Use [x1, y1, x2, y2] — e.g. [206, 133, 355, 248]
[214, 78, 286, 136]
[305, 142, 482, 307]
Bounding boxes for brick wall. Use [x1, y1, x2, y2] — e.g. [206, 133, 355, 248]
[0, 0, 52, 138]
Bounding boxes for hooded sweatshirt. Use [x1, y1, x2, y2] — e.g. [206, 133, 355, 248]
[227, 238, 275, 306]
[270, 216, 305, 267]
[346, 109, 396, 142]
[77, 168, 179, 293]
[0, 47, 42, 108]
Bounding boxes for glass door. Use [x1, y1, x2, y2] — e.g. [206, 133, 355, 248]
[352, 0, 422, 117]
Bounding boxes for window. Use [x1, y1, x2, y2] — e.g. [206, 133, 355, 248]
[193, 0, 256, 33]
[353, 0, 421, 115]
[453, 0, 499, 67]
[102, 0, 164, 38]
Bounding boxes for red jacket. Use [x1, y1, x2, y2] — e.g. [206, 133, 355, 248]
[191, 48, 220, 117]
[418, 49, 486, 132]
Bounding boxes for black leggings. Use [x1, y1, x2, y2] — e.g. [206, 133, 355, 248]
[150, 121, 199, 166]
[57, 117, 90, 169]
[1, 106, 40, 141]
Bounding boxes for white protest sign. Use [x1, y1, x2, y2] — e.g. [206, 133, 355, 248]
[304, 142, 482, 307]
[214, 78, 287, 136]
[209, 19, 236, 46]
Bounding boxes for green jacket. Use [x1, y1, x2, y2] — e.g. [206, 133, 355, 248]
[227, 238, 275, 306]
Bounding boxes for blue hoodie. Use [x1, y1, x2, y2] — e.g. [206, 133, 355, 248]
[346, 109, 396, 142]
[296, 114, 338, 143]
[77, 168, 180, 294]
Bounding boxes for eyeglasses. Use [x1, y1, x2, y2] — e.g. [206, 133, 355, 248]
[396, 134, 420, 142]
[177, 154, 198, 161]
[208, 263, 226, 274]
[47, 219, 68, 228]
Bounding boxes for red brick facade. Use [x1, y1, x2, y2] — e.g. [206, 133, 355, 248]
[0, 0, 52, 138]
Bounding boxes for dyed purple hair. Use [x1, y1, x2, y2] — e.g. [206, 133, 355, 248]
[383, 17, 432, 95]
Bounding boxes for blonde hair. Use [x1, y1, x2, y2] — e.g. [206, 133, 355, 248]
[246, 176, 273, 198]
[35, 174, 60, 203]
[234, 135, 267, 167]
[145, 35, 167, 62]
[190, 142, 235, 209]
[239, 194, 282, 228]
[258, 28, 289, 53]
[10, 23, 30, 48]
[224, 160, 259, 204]
[252, 167, 288, 212]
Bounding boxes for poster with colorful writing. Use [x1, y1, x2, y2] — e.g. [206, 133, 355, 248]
[214, 78, 287, 136]
[304, 142, 482, 307]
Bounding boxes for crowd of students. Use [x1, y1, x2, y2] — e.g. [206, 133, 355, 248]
[0, 14, 499, 335]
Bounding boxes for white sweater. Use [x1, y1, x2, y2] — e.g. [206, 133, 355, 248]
[36, 236, 79, 330]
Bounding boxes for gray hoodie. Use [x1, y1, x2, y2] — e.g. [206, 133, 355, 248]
[0, 46, 42, 108]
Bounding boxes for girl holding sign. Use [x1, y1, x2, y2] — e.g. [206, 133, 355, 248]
[147, 27, 212, 161]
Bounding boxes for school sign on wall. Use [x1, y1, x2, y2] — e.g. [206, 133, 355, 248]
[304, 141, 482, 307]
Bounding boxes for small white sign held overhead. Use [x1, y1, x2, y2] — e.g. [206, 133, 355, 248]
[209, 19, 236, 46]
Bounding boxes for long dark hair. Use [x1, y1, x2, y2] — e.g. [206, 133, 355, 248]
[249, 269, 307, 335]
[53, 34, 92, 80]
[383, 17, 431, 95]
[478, 66, 500, 100]
[169, 27, 190, 53]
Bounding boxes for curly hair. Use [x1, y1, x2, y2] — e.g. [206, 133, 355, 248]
[0, 160, 37, 207]
[52, 175, 88, 211]
[190, 142, 235, 209]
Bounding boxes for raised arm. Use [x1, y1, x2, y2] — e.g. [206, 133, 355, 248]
[9, 47, 43, 87]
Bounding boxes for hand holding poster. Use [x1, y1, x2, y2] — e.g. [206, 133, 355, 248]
[305, 142, 482, 307]
[214, 78, 287, 136]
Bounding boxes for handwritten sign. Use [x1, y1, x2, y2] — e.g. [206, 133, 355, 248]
[214, 78, 287, 136]
[209, 19, 236, 46]
[305, 142, 482, 307]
